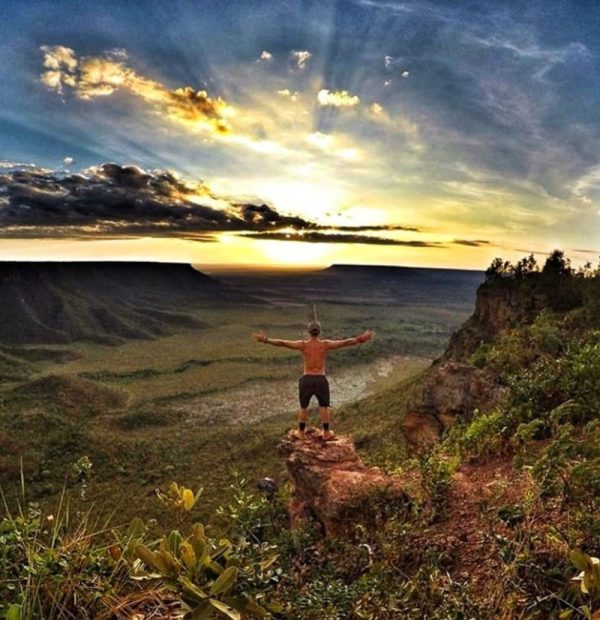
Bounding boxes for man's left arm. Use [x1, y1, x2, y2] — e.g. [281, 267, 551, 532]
[325, 330, 375, 350]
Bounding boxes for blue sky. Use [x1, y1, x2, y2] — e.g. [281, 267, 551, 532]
[1, 0, 600, 267]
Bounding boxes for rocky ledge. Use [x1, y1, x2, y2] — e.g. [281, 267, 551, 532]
[402, 360, 508, 446]
[278, 429, 410, 536]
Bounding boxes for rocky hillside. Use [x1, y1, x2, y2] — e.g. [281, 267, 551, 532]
[0, 262, 249, 344]
[3, 251, 600, 619]
[402, 251, 591, 444]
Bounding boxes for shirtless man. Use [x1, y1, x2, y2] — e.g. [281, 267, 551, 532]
[254, 320, 374, 440]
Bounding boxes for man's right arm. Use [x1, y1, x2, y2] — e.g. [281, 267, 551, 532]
[254, 333, 305, 350]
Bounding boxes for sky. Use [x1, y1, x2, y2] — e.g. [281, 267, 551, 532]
[1, 0, 600, 269]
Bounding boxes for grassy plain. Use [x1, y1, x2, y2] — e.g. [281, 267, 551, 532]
[0, 271, 477, 525]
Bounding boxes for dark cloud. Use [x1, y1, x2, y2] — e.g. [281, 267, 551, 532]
[334, 224, 421, 232]
[0, 163, 422, 241]
[452, 239, 489, 247]
[243, 232, 442, 247]
[0, 163, 316, 238]
[571, 248, 600, 255]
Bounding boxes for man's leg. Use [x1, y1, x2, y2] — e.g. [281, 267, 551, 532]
[319, 406, 334, 440]
[317, 377, 334, 440]
[293, 407, 308, 439]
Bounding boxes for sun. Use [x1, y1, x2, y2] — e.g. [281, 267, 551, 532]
[258, 239, 333, 266]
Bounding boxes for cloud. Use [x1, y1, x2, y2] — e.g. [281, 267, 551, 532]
[63, 156, 74, 166]
[258, 50, 273, 62]
[370, 103, 384, 116]
[243, 232, 441, 246]
[290, 50, 312, 69]
[571, 248, 600, 255]
[0, 162, 426, 242]
[277, 88, 299, 101]
[317, 89, 360, 107]
[0, 162, 316, 238]
[305, 132, 363, 161]
[40, 45, 231, 135]
[401, 71, 410, 78]
[336, 224, 421, 232]
[452, 239, 489, 247]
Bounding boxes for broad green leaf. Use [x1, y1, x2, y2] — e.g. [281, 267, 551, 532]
[583, 569, 594, 594]
[199, 545, 211, 568]
[184, 600, 213, 620]
[210, 599, 241, 620]
[180, 576, 209, 602]
[223, 596, 247, 613]
[264, 600, 284, 613]
[168, 530, 183, 555]
[154, 549, 177, 575]
[243, 598, 268, 617]
[592, 562, 600, 591]
[128, 517, 145, 539]
[571, 549, 589, 571]
[135, 545, 159, 570]
[180, 541, 197, 571]
[6, 605, 21, 620]
[210, 566, 238, 596]
[193, 523, 206, 539]
[209, 560, 224, 575]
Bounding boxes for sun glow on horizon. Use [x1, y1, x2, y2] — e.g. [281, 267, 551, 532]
[258, 239, 334, 265]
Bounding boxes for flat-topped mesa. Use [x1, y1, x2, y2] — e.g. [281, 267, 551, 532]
[278, 429, 410, 536]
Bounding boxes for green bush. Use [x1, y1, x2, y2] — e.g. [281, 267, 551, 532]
[460, 409, 507, 458]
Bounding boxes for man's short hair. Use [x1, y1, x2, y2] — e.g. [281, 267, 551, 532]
[308, 320, 321, 335]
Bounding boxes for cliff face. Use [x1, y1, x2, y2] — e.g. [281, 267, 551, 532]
[444, 279, 548, 361]
[402, 279, 551, 446]
[279, 429, 410, 536]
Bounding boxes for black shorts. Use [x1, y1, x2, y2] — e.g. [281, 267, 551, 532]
[299, 374, 330, 409]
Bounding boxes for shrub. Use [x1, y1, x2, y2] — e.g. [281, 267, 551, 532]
[460, 410, 507, 458]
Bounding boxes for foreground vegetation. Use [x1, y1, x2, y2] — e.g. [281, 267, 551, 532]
[5, 254, 600, 617]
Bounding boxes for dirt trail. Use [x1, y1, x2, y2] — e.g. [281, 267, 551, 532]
[176, 354, 422, 426]
[419, 457, 536, 599]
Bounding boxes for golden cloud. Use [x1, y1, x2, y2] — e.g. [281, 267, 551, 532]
[317, 89, 360, 107]
[40, 45, 231, 135]
[277, 88, 299, 101]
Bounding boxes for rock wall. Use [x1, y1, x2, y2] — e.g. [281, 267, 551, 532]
[402, 361, 507, 445]
[445, 279, 549, 361]
[402, 279, 540, 446]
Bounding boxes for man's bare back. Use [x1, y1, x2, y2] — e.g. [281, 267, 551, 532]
[302, 338, 328, 374]
[254, 322, 374, 440]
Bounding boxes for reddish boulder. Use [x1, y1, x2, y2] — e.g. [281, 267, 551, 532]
[279, 429, 410, 536]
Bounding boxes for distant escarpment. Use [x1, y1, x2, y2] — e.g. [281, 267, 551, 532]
[403, 252, 587, 445]
[0, 262, 250, 345]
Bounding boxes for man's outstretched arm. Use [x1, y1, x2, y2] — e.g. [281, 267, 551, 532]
[254, 332, 305, 350]
[325, 330, 375, 350]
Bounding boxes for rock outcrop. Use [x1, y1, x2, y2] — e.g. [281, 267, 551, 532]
[402, 361, 508, 445]
[445, 278, 557, 362]
[279, 429, 410, 536]
[402, 279, 536, 446]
